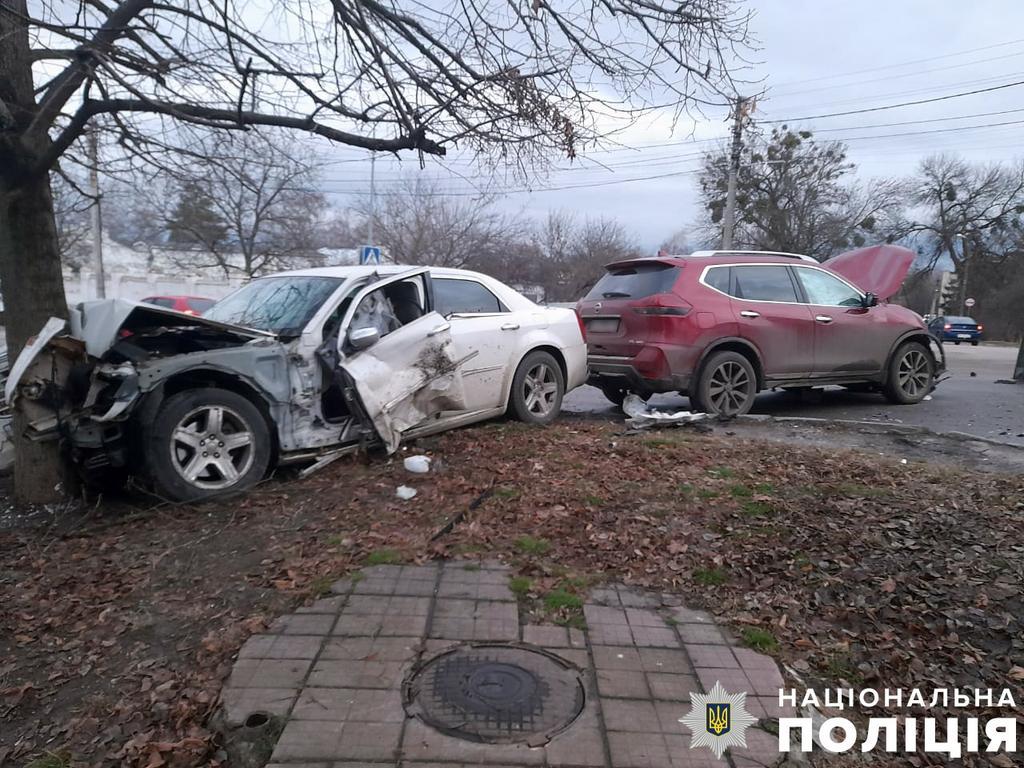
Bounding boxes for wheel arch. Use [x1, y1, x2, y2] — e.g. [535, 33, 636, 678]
[884, 331, 942, 383]
[694, 337, 765, 390]
[503, 344, 568, 409]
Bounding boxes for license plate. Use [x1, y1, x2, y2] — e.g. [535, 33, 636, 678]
[957, 333, 971, 339]
[586, 318, 619, 333]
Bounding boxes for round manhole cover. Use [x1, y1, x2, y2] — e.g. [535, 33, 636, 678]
[403, 643, 584, 745]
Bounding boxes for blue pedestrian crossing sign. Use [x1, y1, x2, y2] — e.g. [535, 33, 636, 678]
[359, 245, 382, 265]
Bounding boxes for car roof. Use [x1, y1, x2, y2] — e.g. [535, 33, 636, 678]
[257, 265, 498, 282]
[604, 251, 817, 270]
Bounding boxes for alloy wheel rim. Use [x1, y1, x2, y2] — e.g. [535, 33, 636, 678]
[707, 361, 752, 416]
[898, 350, 931, 397]
[523, 363, 558, 416]
[169, 405, 255, 490]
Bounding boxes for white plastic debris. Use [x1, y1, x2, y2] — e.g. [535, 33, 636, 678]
[900, 459, 908, 465]
[403, 455, 432, 474]
[923, 395, 933, 401]
[396, 485, 418, 500]
[623, 393, 708, 428]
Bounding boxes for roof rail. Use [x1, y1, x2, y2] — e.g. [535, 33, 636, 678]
[688, 250, 817, 263]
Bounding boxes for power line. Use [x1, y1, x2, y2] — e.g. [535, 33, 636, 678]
[764, 78, 1024, 122]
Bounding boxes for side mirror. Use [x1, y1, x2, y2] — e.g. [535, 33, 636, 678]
[863, 292, 879, 308]
[348, 326, 380, 350]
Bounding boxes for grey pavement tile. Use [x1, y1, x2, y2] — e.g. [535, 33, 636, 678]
[729, 726, 783, 767]
[552, 649, 589, 670]
[695, 667, 752, 698]
[751, 694, 796, 720]
[270, 613, 337, 636]
[588, 623, 635, 645]
[296, 596, 347, 614]
[221, 687, 297, 727]
[333, 612, 428, 638]
[587, 587, 621, 606]
[228, 658, 312, 689]
[592, 645, 643, 671]
[625, 608, 668, 628]
[617, 588, 662, 609]
[607, 731, 673, 768]
[743, 666, 785, 697]
[675, 623, 727, 645]
[647, 673, 700, 702]
[732, 647, 781, 672]
[401, 718, 544, 765]
[271, 720, 344, 761]
[631, 626, 679, 648]
[667, 607, 715, 625]
[684, 644, 738, 669]
[654, 700, 693, 734]
[596, 669, 650, 699]
[319, 636, 419, 662]
[523, 624, 570, 647]
[664, 733, 725, 768]
[638, 648, 693, 675]
[601, 699, 660, 732]
[292, 687, 404, 722]
[544, 706, 606, 767]
[336, 721, 403, 761]
[238, 634, 324, 660]
[568, 628, 586, 648]
[584, 604, 629, 626]
[307, 659, 406, 689]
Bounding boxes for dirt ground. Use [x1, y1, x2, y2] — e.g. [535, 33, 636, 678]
[1, 419, 1022, 767]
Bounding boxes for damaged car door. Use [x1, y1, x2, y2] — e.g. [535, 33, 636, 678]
[336, 271, 471, 452]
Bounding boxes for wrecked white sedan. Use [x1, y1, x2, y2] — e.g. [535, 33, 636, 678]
[6, 266, 587, 501]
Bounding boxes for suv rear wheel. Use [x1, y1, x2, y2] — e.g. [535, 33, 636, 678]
[146, 388, 271, 502]
[691, 351, 757, 417]
[883, 341, 934, 404]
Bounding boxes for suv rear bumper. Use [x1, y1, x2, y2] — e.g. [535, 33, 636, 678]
[587, 353, 691, 394]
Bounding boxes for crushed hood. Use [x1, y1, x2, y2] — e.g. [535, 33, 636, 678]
[71, 299, 274, 357]
[824, 244, 915, 300]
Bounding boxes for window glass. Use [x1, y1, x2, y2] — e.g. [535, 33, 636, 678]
[144, 297, 175, 308]
[434, 278, 504, 314]
[188, 298, 216, 314]
[796, 268, 863, 307]
[732, 266, 799, 303]
[704, 266, 730, 293]
[585, 263, 680, 299]
[203, 276, 342, 337]
[946, 316, 976, 324]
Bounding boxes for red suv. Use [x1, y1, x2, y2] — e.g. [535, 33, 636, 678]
[577, 245, 944, 416]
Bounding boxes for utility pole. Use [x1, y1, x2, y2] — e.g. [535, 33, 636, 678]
[722, 95, 751, 251]
[367, 150, 376, 244]
[88, 127, 106, 298]
[957, 233, 969, 316]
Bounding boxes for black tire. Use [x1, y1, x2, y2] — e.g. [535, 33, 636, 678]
[954, 341, 961, 345]
[691, 351, 757, 417]
[146, 388, 272, 502]
[971, 340, 979, 347]
[507, 350, 565, 424]
[882, 341, 935, 405]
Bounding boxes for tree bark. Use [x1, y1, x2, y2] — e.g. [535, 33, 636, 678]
[1015, 338, 1024, 382]
[1, 0, 72, 503]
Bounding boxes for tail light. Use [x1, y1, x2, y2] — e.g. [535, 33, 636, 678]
[632, 295, 692, 316]
[944, 323, 952, 330]
[574, 308, 586, 340]
[977, 323, 984, 331]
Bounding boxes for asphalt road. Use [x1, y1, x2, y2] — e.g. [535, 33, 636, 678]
[563, 342, 1024, 446]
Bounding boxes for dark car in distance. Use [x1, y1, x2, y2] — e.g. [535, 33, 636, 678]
[576, 245, 944, 417]
[928, 315, 983, 346]
[141, 295, 217, 315]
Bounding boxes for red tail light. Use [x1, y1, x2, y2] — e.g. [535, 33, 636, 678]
[631, 295, 692, 316]
[977, 324, 983, 331]
[944, 323, 951, 330]
[574, 308, 586, 340]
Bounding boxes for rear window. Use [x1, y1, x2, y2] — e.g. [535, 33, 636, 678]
[946, 316, 976, 324]
[143, 297, 175, 308]
[585, 263, 680, 300]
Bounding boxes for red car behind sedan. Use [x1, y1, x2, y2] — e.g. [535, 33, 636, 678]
[141, 295, 216, 315]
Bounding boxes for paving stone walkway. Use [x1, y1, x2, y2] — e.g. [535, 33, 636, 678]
[220, 561, 792, 768]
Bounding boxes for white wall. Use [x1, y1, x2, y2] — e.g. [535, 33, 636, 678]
[65, 270, 245, 305]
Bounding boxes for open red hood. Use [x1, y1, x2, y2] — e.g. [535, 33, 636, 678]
[824, 244, 915, 300]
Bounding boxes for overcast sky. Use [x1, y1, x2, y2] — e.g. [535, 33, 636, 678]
[320, 1, 1024, 251]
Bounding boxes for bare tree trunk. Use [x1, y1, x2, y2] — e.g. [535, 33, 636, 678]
[0, 0, 71, 503]
[1015, 338, 1024, 382]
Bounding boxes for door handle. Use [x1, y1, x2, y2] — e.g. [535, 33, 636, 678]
[815, 315, 834, 324]
[739, 310, 760, 318]
[500, 322, 520, 331]
[427, 323, 451, 337]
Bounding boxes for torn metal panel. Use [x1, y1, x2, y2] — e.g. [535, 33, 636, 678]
[4, 317, 67, 404]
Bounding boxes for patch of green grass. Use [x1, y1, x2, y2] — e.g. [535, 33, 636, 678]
[754, 482, 776, 494]
[493, 486, 520, 499]
[509, 576, 532, 598]
[741, 627, 779, 653]
[26, 752, 71, 768]
[697, 489, 720, 500]
[543, 589, 583, 612]
[677, 482, 693, 495]
[308, 575, 335, 598]
[326, 534, 345, 546]
[365, 548, 401, 566]
[583, 494, 605, 506]
[824, 652, 864, 684]
[693, 567, 728, 586]
[557, 613, 587, 630]
[707, 466, 736, 479]
[728, 483, 752, 498]
[514, 536, 551, 556]
[740, 500, 775, 518]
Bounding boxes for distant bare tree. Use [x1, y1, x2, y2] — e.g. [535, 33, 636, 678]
[536, 210, 641, 300]
[356, 177, 522, 269]
[698, 127, 905, 260]
[0, 0, 749, 501]
[51, 173, 91, 269]
[659, 227, 692, 255]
